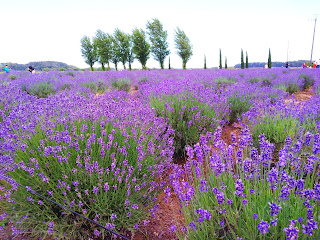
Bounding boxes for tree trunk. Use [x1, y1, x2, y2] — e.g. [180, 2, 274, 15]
[123, 62, 126, 70]
[107, 62, 111, 71]
[101, 63, 105, 71]
[90, 65, 94, 71]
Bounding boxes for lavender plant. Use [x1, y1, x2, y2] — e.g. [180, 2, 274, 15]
[171, 127, 320, 240]
[149, 92, 223, 157]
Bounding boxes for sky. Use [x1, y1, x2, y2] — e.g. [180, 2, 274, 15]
[1, 0, 320, 69]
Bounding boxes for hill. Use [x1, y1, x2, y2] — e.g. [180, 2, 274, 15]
[1, 61, 78, 71]
[234, 60, 309, 68]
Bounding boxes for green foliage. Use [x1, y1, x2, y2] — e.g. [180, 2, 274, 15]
[299, 73, 314, 89]
[261, 77, 272, 87]
[80, 35, 98, 71]
[42, 68, 51, 72]
[275, 83, 300, 94]
[204, 55, 207, 69]
[249, 77, 259, 84]
[228, 94, 253, 123]
[23, 81, 57, 98]
[59, 67, 67, 72]
[268, 48, 272, 68]
[4, 120, 167, 239]
[146, 18, 170, 69]
[251, 114, 299, 149]
[241, 49, 244, 69]
[8, 74, 18, 80]
[174, 27, 193, 69]
[225, 56, 227, 69]
[66, 71, 75, 77]
[219, 49, 222, 69]
[82, 81, 107, 94]
[246, 51, 248, 68]
[113, 28, 131, 70]
[169, 57, 171, 69]
[93, 29, 112, 71]
[149, 93, 220, 157]
[132, 28, 150, 70]
[111, 78, 131, 92]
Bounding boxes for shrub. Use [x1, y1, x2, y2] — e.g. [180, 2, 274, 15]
[250, 114, 299, 150]
[287, 83, 300, 94]
[2, 118, 173, 239]
[173, 129, 320, 240]
[299, 73, 314, 89]
[60, 83, 71, 91]
[228, 93, 253, 123]
[23, 81, 57, 98]
[66, 71, 75, 77]
[150, 93, 221, 157]
[260, 77, 272, 87]
[42, 68, 51, 72]
[111, 78, 131, 92]
[59, 67, 67, 72]
[249, 77, 259, 84]
[8, 74, 18, 80]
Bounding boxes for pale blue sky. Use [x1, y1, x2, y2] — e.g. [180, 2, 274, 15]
[1, 0, 319, 69]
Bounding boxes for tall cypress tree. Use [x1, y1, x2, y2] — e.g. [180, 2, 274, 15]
[225, 57, 227, 69]
[246, 51, 249, 68]
[241, 49, 244, 69]
[268, 48, 272, 68]
[204, 55, 207, 69]
[169, 56, 171, 69]
[219, 49, 222, 69]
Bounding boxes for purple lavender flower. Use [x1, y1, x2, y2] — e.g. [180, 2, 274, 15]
[253, 213, 258, 220]
[270, 218, 278, 226]
[257, 220, 270, 234]
[170, 225, 177, 232]
[283, 221, 299, 240]
[268, 202, 282, 217]
[302, 219, 318, 236]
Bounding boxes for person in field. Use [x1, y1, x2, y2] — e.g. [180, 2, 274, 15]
[302, 63, 306, 68]
[4, 65, 10, 73]
[28, 66, 36, 74]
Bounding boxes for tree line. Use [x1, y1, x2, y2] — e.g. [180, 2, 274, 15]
[80, 18, 193, 71]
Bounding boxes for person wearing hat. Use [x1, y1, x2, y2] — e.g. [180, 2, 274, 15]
[4, 65, 10, 73]
[28, 66, 35, 74]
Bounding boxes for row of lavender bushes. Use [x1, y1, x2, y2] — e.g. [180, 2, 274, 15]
[0, 68, 320, 239]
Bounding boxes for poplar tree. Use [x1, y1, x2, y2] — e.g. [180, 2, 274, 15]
[132, 28, 150, 70]
[174, 27, 193, 69]
[146, 18, 170, 69]
[241, 49, 244, 69]
[113, 28, 130, 70]
[268, 48, 272, 68]
[110, 35, 119, 71]
[80, 36, 98, 71]
[219, 49, 222, 69]
[246, 51, 249, 68]
[93, 29, 112, 71]
[225, 57, 227, 69]
[204, 55, 207, 69]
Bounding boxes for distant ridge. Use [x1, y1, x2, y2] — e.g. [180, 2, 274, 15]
[1, 61, 78, 71]
[234, 60, 309, 68]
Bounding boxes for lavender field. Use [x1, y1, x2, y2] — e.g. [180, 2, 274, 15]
[1, 68, 320, 239]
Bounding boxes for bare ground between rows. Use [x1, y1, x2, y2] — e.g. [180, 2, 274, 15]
[0, 87, 315, 240]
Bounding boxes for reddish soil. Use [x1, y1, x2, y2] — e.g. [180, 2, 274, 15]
[285, 87, 314, 105]
[293, 87, 314, 102]
[133, 193, 183, 240]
